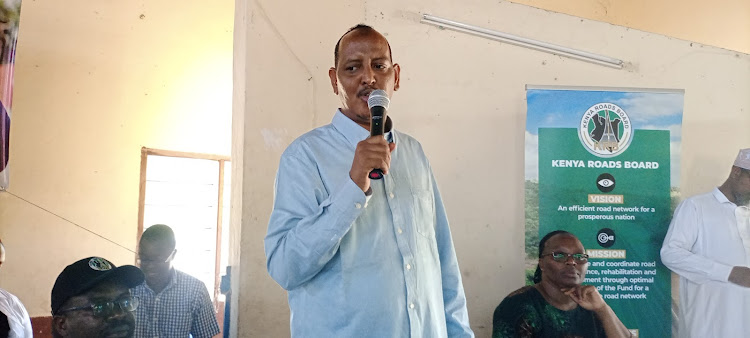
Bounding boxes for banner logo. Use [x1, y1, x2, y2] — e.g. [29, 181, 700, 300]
[579, 103, 632, 158]
[596, 173, 616, 192]
[597, 228, 616, 248]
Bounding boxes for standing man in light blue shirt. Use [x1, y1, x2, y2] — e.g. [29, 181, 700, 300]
[265, 24, 474, 337]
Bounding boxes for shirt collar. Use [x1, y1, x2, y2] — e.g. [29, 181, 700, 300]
[712, 187, 735, 206]
[331, 109, 395, 148]
[143, 269, 177, 295]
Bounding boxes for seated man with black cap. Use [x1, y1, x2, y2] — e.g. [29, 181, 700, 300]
[51, 256, 144, 338]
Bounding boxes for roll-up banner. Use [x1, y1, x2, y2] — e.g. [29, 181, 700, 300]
[525, 85, 684, 337]
[0, 0, 21, 190]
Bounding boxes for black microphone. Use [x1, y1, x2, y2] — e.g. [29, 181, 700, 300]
[367, 89, 390, 180]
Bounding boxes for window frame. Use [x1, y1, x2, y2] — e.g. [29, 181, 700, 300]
[136, 147, 230, 306]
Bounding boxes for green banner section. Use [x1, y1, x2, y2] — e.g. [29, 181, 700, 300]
[538, 127, 671, 337]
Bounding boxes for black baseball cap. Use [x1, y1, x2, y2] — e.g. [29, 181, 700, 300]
[51, 257, 144, 315]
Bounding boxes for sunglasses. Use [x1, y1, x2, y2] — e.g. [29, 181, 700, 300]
[57, 295, 139, 318]
[541, 252, 589, 263]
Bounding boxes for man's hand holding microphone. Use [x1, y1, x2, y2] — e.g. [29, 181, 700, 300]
[350, 90, 395, 193]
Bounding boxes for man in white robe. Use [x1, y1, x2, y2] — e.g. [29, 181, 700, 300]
[661, 148, 750, 337]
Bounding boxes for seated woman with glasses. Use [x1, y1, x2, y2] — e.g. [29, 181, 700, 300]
[492, 230, 631, 338]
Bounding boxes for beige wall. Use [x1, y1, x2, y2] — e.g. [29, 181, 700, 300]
[0, 0, 747, 335]
[234, 0, 750, 337]
[510, 0, 750, 54]
[0, 0, 233, 316]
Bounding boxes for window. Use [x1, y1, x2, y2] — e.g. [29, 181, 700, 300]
[137, 147, 230, 306]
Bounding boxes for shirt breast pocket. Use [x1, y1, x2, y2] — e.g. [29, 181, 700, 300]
[411, 189, 436, 239]
[175, 307, 192, 333]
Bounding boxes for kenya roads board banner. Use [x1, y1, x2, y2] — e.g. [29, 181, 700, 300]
[524, 86, 684, 337]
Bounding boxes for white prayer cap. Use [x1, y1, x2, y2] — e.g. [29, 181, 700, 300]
[734, 148, 750, 170]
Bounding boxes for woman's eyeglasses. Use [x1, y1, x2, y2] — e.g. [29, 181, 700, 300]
[541, 252, 589, 263]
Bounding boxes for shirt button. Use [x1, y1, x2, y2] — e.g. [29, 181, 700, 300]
[389, 192, 394, 199]
[397, 228, 403, 234]
[355, 203, 362, 209]
[409, 303, 415, 309]
[406, 264, 412, 270]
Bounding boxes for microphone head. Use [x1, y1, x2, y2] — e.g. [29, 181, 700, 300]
[367, 89, 390, 110]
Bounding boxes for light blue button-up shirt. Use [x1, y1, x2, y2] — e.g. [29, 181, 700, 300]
[265, 110, 473, 337]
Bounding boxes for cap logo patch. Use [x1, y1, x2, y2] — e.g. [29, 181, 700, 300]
[88, 257, 113, 271]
